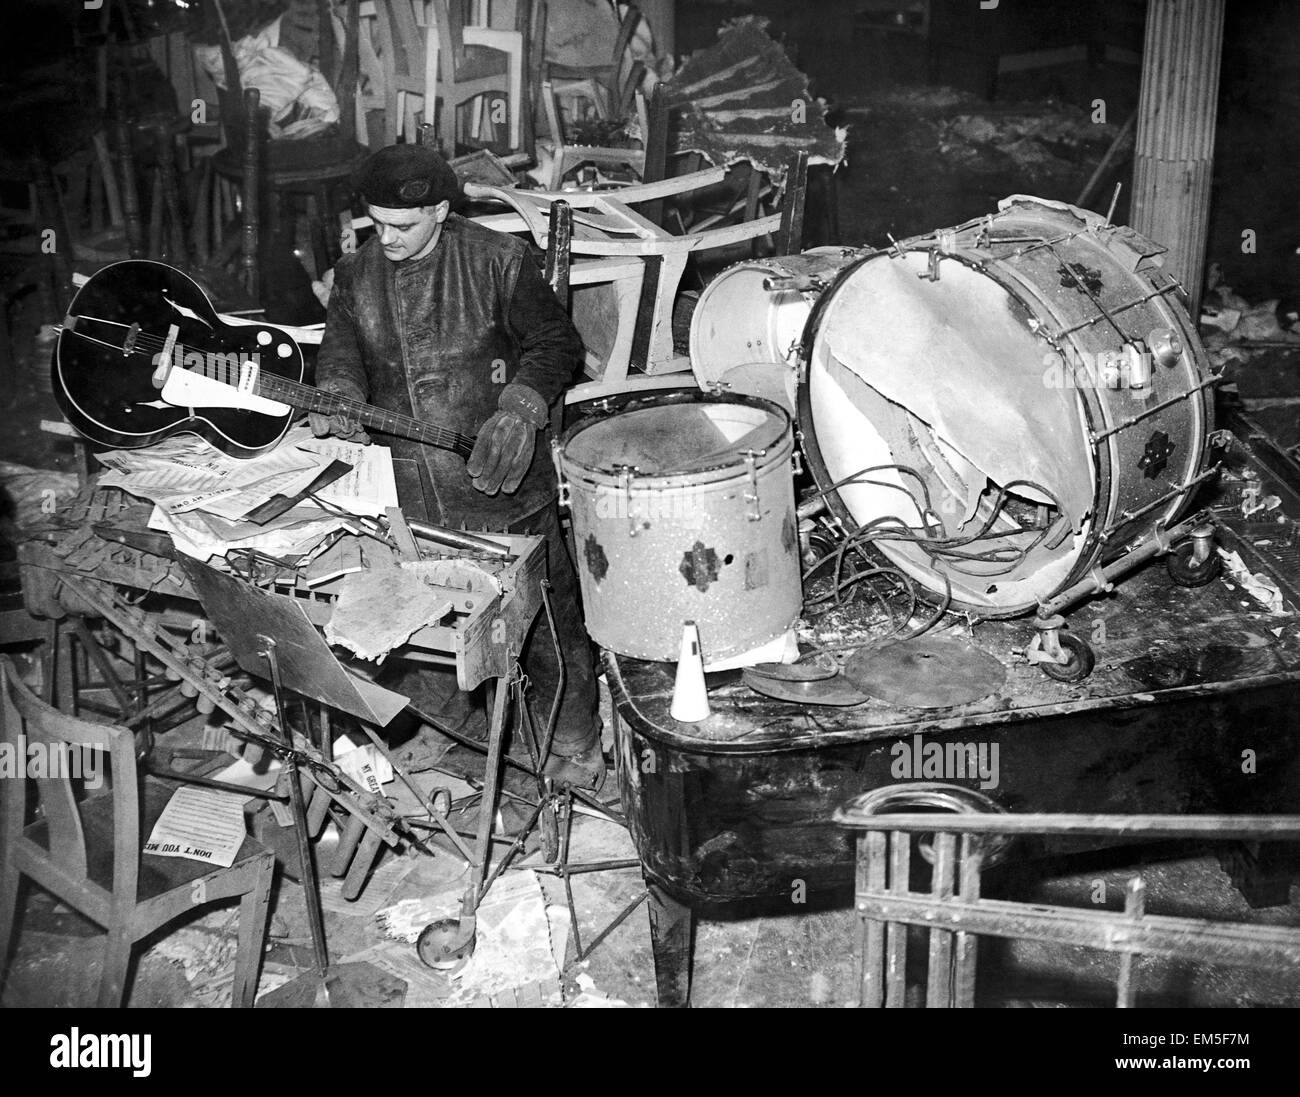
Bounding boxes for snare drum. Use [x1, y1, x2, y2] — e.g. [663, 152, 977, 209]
[798, 195, 1218, 617]
[555, 391, 802, 661]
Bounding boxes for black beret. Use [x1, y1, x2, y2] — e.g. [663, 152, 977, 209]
[354, 144, 463, 209]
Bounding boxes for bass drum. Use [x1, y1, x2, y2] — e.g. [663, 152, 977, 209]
[688, 248, 863, 413]
[798, 195, 1218, 618]
[555, 391, 802, 662]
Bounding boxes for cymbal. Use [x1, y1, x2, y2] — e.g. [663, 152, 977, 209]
[843, 635, 1006, 709]
[743, 668, 870, 706]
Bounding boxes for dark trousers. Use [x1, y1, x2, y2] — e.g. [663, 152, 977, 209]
[380, 501, 600, 758]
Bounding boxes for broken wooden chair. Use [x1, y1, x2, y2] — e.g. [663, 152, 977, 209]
[465, 153, 807, 390]
[0, 656, 275, 1007]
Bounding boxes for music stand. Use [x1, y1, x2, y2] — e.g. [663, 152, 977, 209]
[181, 558, 409, 1008]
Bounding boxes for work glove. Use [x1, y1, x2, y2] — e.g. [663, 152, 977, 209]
[308, 378, 371, 444]
[467, 383, 549, 495]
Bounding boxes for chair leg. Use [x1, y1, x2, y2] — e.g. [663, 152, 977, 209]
[97, 926, 133, 1007]
[0, 863, 21, 987]
[231, 854, 274, 1008]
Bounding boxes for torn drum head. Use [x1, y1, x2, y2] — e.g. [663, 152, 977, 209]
[797, 196, 1216, 618]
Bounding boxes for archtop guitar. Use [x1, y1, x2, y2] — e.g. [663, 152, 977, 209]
[53, 260, 475, 460]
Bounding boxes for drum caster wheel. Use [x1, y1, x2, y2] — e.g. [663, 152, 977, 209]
[1028, 615, 1095, 683]
[417, 917, 476, 971]
[1039, 632, 1095, 682]
[1167, 526, 1222, 587]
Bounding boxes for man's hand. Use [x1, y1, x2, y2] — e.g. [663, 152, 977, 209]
[308, 379, 371, 443]
[467, 383, 548, 495]
[467, 411, 534, 495]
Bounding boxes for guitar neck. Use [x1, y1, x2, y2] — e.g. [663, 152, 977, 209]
[258, 373, 474, 457]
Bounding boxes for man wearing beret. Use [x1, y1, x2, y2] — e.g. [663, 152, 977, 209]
[312, 144, 603, 790]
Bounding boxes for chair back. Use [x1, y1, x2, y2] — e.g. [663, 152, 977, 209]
[437, 0, 471, 62]
[609, 3, 646, 114]
[0, 655, 141, 904]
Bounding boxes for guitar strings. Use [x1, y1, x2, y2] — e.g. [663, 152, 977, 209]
[63, 318, 468, 448]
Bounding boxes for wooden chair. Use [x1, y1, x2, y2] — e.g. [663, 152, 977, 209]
[429, 0, 526, 155]
[538, 3, 656, 191]
[0, 656, 275, 1008]
[545, 0, 648, 119]
[465, 151, 807, 386]
[539, 79, 652, 191]
[208, 0, 369, 283]
[359, 0, 524, 154]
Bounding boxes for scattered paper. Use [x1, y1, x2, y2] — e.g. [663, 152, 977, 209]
[335, 741, 395, 795]
[98, 434, 327, 517]
[149, 501, 350, 562]
[324, 567, 454, 660]
[374, 871, 563, 1007]
[567, 973, 634, 1008]
[1218, 548, 1286, 615]
[297, 433, 399, 516]
[144, 785, 248, 867]
[97, 427, 401, 561]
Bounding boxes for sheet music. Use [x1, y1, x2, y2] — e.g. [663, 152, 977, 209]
[296, 433, 400, 516]
[144, 785, 248, 868]
[98, 434, 327, 516]
[96, 427, 399, 559]
[149, 503, 351, 562]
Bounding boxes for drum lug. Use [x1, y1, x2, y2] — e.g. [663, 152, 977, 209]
[919, 246, 943, 282]
[1124, 342, 1151, 390]
[791, 448, 803, 477]
[550, 440, 570, 508]
[617, 466, 639, 536]
[743, 449, 764, 521]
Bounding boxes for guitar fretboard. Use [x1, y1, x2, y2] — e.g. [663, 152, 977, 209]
[257, 372, 471, 453]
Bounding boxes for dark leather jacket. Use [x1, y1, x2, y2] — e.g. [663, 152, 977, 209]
[316, 214, 583, 528]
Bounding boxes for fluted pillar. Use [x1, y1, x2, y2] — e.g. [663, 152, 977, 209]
[1130, 0, 1225, 318]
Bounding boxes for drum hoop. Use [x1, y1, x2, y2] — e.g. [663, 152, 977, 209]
[794, 245, 1116, 619]
[971, 241, 1215, 548]
[560, 389, 794, 483]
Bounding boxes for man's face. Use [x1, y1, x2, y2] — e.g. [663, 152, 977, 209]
[368, 200, 451, 262]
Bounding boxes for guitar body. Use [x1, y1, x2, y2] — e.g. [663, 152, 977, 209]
[53, 261, 304, 458]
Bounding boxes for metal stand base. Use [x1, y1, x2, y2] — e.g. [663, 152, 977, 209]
[257, 962, 407, 1009]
